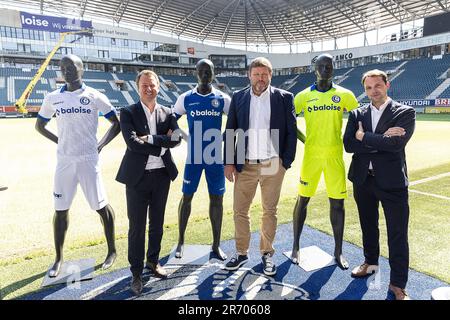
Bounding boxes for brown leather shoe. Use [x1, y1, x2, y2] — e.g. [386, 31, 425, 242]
[389, 284, 411, 300]
[351, 263, 379, 278]
[130, 275, 143, 296]
[146, 262, 168, 278]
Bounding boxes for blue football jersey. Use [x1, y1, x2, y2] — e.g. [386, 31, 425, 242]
[173, 86, 231, 163]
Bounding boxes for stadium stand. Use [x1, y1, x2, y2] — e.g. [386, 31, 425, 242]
[391, 55, 450, 100]
[1, 55, 449, 113]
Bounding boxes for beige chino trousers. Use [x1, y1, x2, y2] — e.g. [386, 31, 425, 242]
[233, 157, 286, 256]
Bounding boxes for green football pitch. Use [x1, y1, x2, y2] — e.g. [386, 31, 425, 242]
[0, 114, 449, 299]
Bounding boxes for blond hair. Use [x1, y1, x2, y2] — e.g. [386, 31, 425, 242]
[362, 69, 388, 85]
[136, 69, 160, 87]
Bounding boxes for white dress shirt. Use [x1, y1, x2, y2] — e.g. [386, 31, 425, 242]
[141, 101, 165, 170]
[369, 97, 391, 169]
[246, 85, 278, 160]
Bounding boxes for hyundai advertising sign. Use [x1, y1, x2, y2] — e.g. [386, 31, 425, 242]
[20, 11, 92, 33]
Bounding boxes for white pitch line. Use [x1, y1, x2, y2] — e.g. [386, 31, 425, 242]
[409, 189, 450, 201]
[239, 276, 269, 300]
[409, 172, 450, 186]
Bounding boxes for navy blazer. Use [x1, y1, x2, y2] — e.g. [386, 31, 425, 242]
[223, 86, 297, 172]
[343, 100, 416, 190]
[116, 102, 181, 186]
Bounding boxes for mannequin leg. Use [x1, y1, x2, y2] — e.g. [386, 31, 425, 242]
[49, 210, 69, 277]
[209, 194, 227, 260]
[97, 204, 117, 270]
[290, 196, 310, 264]
[329, 198, 349, 270]
[175, 193, 194, 258]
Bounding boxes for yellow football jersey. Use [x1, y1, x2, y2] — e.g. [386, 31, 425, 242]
[295, 83, 359, 157]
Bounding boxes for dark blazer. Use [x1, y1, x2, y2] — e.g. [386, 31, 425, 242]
[223, 86, 297, 172]
[116, 102, 181, 186]
[343, 100, 416, 190]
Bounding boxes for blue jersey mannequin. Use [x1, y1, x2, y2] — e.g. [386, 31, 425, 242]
[172, 59, 230, 260]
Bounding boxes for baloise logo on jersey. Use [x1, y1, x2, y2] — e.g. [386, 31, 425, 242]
[56, 106, 92, 116]
[190, 109, 221, 117]
[307, 104, 341, 113]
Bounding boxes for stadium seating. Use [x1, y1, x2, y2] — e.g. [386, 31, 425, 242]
[440, 85, 450, 98]
[0, 55, 449, 112]
[389, 55, 450, 100]
[216, 76, 248, 91]
[338, 61, 405, 100]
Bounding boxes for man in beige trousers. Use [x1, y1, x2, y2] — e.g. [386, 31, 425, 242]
[223, 57, 297, 276]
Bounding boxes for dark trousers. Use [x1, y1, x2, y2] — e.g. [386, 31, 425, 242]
[353, 175, 410, 288]
[126, 168, 171, 276]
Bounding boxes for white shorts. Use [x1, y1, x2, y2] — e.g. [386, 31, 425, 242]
[53, 159, 108, 211]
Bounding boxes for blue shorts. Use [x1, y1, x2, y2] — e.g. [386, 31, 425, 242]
[182, 163, 225, 195]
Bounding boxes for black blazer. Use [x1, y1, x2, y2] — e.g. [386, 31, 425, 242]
[223, 86, 297, 172]
[116, 102, 181, 186]
[343, 100, 416, 190]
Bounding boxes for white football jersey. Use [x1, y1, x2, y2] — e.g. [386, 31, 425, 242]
[38, 84, 116, 161]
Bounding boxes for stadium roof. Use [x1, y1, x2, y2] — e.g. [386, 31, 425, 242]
[10, 0, 450, 45]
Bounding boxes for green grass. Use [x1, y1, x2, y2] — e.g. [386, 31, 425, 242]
[410, 176, 450, 197]
[415, 113, 450, 121]
[0, 117, 449, 299]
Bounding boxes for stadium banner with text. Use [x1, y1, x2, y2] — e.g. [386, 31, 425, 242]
[434, 98, 450, 106]
[396, 99, 436, 107]
[20, 11, 92, 33]
[425, 107, 450, 113]
[396, 99, 450, 109]
[0, 106, 40, 113]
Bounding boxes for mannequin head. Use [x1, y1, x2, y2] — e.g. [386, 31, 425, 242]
[314, 53, 333, 91]
[196, 59, 214, 94]
[60, 54, 84, 91]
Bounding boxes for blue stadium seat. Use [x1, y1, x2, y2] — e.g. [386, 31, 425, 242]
[2, 56, 449, 111]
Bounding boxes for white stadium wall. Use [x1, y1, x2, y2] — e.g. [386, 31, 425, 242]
[2, 8, 449, 70]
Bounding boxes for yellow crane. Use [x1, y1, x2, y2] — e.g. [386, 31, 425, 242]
[15, 29, 92, 114]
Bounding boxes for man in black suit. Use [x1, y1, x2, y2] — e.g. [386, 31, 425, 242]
[343, 69, 415, 300]
[116, 70, 181, 295]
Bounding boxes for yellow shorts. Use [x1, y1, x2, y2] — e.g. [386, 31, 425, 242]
[299, 155, 347, 199]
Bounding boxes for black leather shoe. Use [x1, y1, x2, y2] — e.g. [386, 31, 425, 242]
[145, 262, 168, 278]
[130, 275, 143, 296]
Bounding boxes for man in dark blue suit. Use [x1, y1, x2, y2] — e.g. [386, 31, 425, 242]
[223, 57, 297, 276]
[116, 70, 181, 295]
[343, 69, 415, 300]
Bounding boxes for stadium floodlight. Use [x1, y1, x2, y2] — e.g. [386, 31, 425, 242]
[15, 28, 94, 114]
